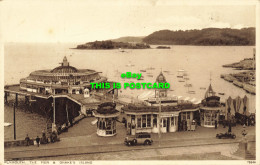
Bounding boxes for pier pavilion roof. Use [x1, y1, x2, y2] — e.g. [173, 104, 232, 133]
[94, 102, 120, 117]
[156, 71, 167, 83]
[204, 84, 216, 98]
[122, 103, 199, 114]
[23, 56, 103, 82]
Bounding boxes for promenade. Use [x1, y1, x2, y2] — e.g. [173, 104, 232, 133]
[5, 117, 255, 160]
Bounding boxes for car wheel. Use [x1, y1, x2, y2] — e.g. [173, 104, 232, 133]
[232, 135, 236, 139]
[127, 142, 131, 146]
[133, 139, 137, 145]
[144, 140, 150, 145]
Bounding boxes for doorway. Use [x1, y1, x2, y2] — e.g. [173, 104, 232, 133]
[167, 118, 170, 132]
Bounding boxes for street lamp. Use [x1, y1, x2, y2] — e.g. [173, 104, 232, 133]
[156, 97, 161, 147]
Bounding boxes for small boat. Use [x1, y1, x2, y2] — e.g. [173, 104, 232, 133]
[218, 93, 225, 95]
[177, 69, 186, 78]
[184, 84, 192, 87]
[4, 123, 12, 127]
[188, 91, 196, 94]
[178, 80, 185, 82]
[140, 69, 146, 72]
[146, 67, 155, 70]
[126, 64, 135, 67]
[163, 70, 170, 73]
[137, 76, 144, 80]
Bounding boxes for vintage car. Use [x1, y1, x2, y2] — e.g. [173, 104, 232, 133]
[124, 133, 153, 146]
[216, 132, 236, 139]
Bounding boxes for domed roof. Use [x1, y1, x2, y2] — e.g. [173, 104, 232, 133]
[96, 102, 119, 115]
[156, 72, 167, 83]
[51, 56, 78, 73]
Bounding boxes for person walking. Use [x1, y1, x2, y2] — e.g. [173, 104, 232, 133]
[228, 123, 232, 133]
[36, 136, 40, 147]
[215, 120, 218, 129]
[25, 134, 30, 146]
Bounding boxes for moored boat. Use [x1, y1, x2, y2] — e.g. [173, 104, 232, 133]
[233, 80, 243, 88]
[243, 83, 256, 95]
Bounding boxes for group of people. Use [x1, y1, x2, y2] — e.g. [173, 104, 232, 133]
[25, 131, 59, 147]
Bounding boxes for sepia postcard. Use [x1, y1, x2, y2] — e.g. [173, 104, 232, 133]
[0, 0, 259, 164]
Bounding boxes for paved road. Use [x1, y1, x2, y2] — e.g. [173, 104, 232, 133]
[5, 135, 255, 160]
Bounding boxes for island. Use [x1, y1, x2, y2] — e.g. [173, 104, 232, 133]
[156, 46, 171, 49]
[75, 40, 150, 49]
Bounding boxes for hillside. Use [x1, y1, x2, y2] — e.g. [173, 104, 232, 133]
[143, 28, 255, 46]
[111, 36, 145, 43]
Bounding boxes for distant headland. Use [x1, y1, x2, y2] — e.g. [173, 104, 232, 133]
[74, 27, 255, 49]
[143, 28, 255, 46]
[75, 40, 150, 49]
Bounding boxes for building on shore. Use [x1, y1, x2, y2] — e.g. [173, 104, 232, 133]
[93, 102, 120, 136]
[19, 56, 107, 95]
[199, 84, 222, 128]
[5, 56, 118, 134]
[122, 72, 199, 135]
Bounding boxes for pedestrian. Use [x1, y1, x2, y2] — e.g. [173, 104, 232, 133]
[25, 134, 30, 146]
[36, 136, 40, 147]
[228, 123, 232, 133]
[215, 120, 218, 129]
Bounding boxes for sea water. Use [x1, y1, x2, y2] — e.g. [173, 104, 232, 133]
[4, 43, 256, 140]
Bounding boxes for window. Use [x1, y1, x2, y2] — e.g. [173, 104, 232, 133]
[107, 120, 111, 130]
[171, 117, 174, 126]
[147, 115, 151, 127]
[163, 119, 166, 127]
[187, 112, 190, 120]
[137, 118, 141, 128]
[153, 116, 157, 127]
[142, 115, 146, 128]
[183, 113, 186, 120]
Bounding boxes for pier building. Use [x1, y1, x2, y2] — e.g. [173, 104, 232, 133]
[4, 57, 118, 135]
[199, 84, 221, 128]
[19, 56, 107, 95]
[93, 102, 120, 136]
[122, 72, 199, 135]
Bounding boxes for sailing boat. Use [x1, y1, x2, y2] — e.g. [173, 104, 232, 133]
[187, 86, 196, 94]
[126, 61, 135, 67]
[177, 69, 185, 78]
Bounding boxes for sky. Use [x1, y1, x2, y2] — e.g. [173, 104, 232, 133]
[0, 0, 257, 43]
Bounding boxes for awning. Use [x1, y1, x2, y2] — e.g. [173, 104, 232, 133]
[161, 112, 180, 117]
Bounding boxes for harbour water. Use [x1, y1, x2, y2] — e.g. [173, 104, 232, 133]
[4, 43, 256, 140]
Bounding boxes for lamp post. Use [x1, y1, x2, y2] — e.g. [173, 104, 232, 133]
[156, 97, 161, 147]
[13, 103, 16, 140]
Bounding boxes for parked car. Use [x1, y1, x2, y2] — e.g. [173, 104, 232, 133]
[216, 132, 236, 139]
[124, 133, 153, 146]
